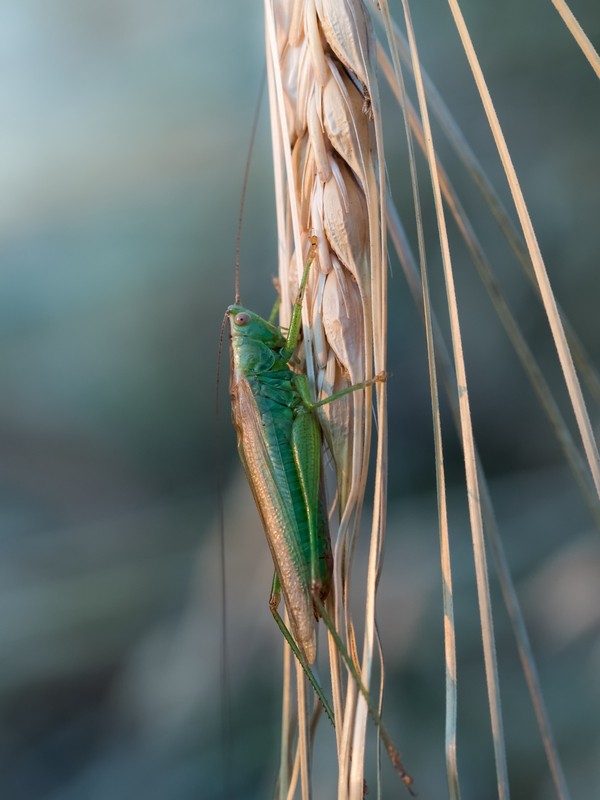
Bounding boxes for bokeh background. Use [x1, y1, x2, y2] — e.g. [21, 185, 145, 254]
[1, 1, 599, 798]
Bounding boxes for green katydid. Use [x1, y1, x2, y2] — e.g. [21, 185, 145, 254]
[226, 236, 414, 793]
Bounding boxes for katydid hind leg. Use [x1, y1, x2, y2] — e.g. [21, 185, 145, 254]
[269, 571, 335, 726]
[270, 522, 414, 790]
[291, 410, 323, 594]
[315, 595, 415, 794]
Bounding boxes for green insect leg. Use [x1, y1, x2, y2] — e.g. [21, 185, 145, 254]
[295, 370, 387, 412]
[281, 240, 318, 363]
[269, 572, 334, 725]
[290, 409, 323, 594]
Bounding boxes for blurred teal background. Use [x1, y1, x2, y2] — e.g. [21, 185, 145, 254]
[1, 1, 599, 799]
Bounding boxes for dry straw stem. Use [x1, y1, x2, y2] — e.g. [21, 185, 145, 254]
[264, 0, 389, 797]
[551, 0, 600, 78]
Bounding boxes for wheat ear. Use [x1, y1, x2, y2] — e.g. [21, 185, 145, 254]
[265, 0, 389, 796]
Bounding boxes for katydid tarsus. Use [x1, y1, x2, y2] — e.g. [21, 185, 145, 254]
[226, 237, 414, 793]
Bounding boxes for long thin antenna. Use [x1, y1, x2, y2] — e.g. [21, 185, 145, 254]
[235, 71, 266, 304]
[217, 72, 266, 793]
[215, 312, 232, 796]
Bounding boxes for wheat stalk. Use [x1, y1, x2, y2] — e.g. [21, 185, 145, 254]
[258, 0, 597, 797]
[264, 0, 388, 796]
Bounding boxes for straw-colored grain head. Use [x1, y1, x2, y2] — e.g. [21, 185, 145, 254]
[267, 0, 386, 535]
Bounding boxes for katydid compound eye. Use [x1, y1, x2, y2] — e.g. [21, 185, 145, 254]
[235, 312, 250, 326]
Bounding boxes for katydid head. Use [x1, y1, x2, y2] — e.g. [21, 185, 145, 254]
[227, 305, 284, 348]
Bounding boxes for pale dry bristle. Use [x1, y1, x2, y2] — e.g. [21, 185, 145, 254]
[266, 0, 387, 797]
